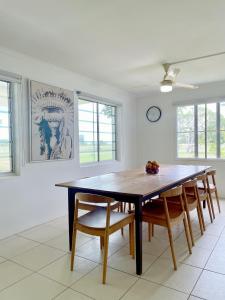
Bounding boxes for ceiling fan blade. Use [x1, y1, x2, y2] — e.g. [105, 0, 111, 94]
[163, 63, 180, 81]
[174, 82, 199, 89]
[168, 68, 180, 78]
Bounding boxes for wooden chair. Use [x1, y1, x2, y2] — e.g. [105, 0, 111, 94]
[70, 193, 135, 284]
[166, 180, 205, 246]
[142, 186, 192, 270]
[182, 180, 205, 245]
[198, 169, 220, 217]
[78, 177, 122, 212]
[195, 174, 214, 223]
[77, 177, 125, 235]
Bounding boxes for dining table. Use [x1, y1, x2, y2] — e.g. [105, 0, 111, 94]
[56, 164, 210, 275]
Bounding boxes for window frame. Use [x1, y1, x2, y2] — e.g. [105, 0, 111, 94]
[0, 71, 21, 177]
[77, 94, 119, 165]
[176, 100, 225, 160]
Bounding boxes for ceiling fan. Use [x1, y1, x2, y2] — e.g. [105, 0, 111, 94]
[130, 51, 225, 93]
[160, 63, 198, 93]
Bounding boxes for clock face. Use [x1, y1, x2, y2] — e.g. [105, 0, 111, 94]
[146, 106, 161, 122]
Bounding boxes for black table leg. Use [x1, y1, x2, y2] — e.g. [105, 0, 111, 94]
[134, 198, 143, 275]
[68, 188, 75, 251]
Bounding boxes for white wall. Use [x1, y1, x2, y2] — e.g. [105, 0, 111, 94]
[137, 80, 225, 198]
[0, 47, 137, 239]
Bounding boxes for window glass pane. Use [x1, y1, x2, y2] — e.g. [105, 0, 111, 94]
[98, 103, 116, 162]
[177, 106, 194, 132]
[99, 141, 116, 161]
[79, 110, 97, 122]
[177, 132, 195, 158]
[207, 103, 217, 131]
[99, 132, 115, 141]
[198, 104, 205, 131]
[198, 132, 205, 158]
[79, 132, 97, 143]
[99, 104, 116, 124]
[0, 112, 9, 127]
[220, 102, 225, 130]
[99, 123, 114, 133]
[79, 99, 117, 163]
[79, 121, 97, 132]
[0, 127, 10, 141]
[100, 141, 116, 152]
[78, 99, 98, 163]
[207, 131, 217, 158]
[80, 141, 97, 152]
[80, 152, 98, 164]
[0, 82, 9, 113]
[0, 157, 11, 172]
[220, 131, 225, 159]
[206, 103, 217, 158]
[100, 151, 116, 161]
[79, 99, 95, 112]
[0, 142, 11, 157]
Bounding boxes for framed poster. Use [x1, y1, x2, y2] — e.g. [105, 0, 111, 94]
[30, 80, 74, 161]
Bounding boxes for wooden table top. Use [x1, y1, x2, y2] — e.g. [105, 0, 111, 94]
[56, 164, 210, 198]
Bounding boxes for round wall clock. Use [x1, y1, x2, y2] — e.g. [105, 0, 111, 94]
[146, 106, 162, 122]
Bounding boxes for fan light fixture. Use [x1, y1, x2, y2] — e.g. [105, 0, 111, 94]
[160, 80, 173, 93]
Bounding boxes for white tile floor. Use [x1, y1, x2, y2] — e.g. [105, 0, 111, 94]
[0, 200, 225, 299]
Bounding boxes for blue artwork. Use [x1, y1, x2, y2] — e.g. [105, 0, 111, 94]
[31, 81, 74, 161]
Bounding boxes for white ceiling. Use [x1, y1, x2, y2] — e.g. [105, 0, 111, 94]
[1, 0, 225, 96]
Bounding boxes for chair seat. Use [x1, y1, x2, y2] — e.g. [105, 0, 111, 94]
[185, 188, 207, 200]
[142, 200, 183, 221]
[78, 207, 133, 229]
[197, 182, 216, 191]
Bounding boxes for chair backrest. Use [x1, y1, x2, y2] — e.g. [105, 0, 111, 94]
[183, 179, 198, 196]
[196, 173, 207, 185]
[207, 169, 216, 176]
[76, 193, 114, 204]
[160, 186, 184, 221]
[183, 179, 197, 188]
[196, 174, 207, 191]
[182, 179, 198, 205]
[196, 174, 206, 181]
[207, 169, 216, 185]
[161, 186, 183, 198]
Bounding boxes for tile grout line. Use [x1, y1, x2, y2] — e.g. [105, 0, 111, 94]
[188, 215, 225, 298]
[51, 286, 95, 300]
[0, 268, 35, 294]
[118, 276, 139, 300]
[187, 294, 207, 300]
[114, 223, 192, 297]
[139, 276, 190, 297]
[133, 211, 222, 297]
[0, 207, 225, 299]
[0, 214, 68, 244]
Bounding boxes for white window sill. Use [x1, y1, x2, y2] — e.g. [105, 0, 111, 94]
[175, 157, 225, 163]
[80, 159, 120, 168]
[0, 172, 19, 179]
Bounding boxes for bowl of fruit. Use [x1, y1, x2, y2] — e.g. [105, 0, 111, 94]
[145, 160, 160, 174]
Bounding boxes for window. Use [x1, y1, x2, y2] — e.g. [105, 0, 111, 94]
[78, 98, 117, 164]
[0, 80, 13, 173]
[176, 102, 225, 159]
